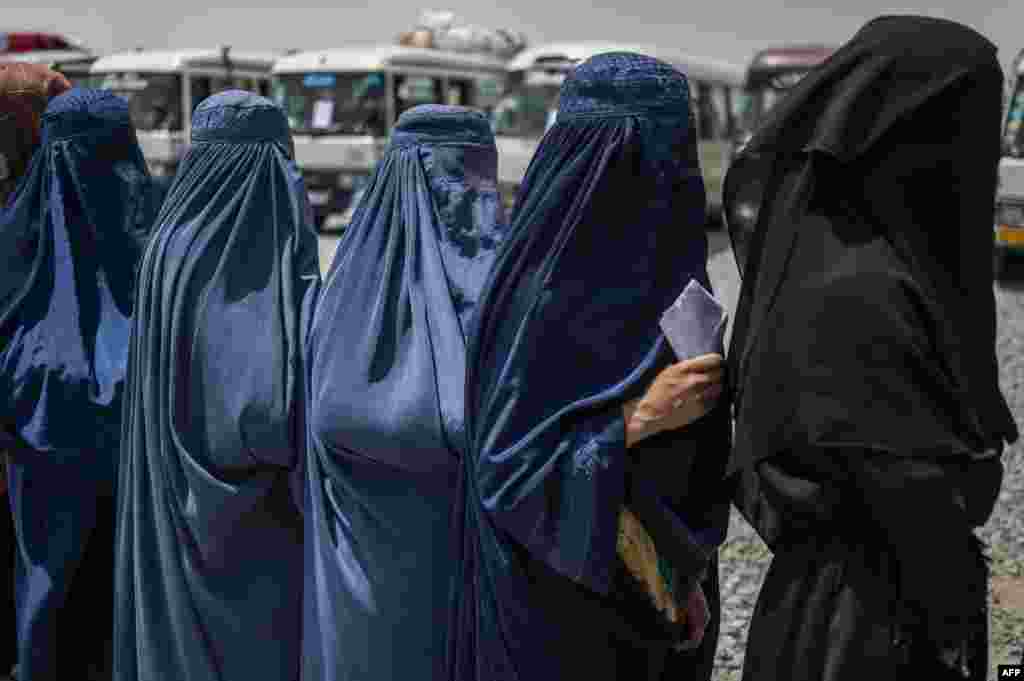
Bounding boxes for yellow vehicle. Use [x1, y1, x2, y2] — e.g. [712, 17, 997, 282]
[490, 42, 746, 221]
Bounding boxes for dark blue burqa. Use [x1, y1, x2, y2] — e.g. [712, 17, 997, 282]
[0, 88, 157, 681]
[448, 54, 732, 681]
[113, 91, 320, 681]
[304, 105, 507, 681]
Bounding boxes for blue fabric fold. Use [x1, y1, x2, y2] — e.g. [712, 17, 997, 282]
[303, 104, 506, 681]
[448, 53, 732, 681]
[114, 90, 320, 681]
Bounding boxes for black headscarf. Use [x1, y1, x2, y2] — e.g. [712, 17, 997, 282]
[725, 15, 1018, 478]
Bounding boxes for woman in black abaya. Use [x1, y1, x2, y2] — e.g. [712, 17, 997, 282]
[723, 15, 1019, 681]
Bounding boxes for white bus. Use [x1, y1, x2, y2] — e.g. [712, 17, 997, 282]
[490, 42, 746, 219]
[272, 45, 507, 231]
[0, 49, 98, 87]
[996, 48, 1024, 279]
[90, 48, 278, 182]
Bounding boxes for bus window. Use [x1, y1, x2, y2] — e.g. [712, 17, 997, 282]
[447, 78, 473, 106]
[491, 84, 559, 139]
[474, 77, 503, 113]
[713, 85, 734, 138]
[191, 76, 213, 112]
[1004, 76, 1024, 157]
[211, 76, 239, 93]
[274, 72, 388, 136]
[395, 74, 443, 118]
[102, 73, 184, 132]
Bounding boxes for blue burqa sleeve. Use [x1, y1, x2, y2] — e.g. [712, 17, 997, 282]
[113, 91, 321, 681]
[448, 53, 732, 681]
[303, 105, 507, 681]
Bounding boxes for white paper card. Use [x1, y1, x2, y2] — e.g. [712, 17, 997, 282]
[659, 279, 728, 360]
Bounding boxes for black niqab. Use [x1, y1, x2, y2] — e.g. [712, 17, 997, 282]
[725, 15, 1018, 479]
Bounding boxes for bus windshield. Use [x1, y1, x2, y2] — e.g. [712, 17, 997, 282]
[273, 72, 388, 137]
[491, 83, 560, 139]
[1004, 76, 1024, 158]
[98, 72, 183, 132]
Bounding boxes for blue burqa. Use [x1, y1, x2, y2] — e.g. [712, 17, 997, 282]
[303, 105, 507, 681]
[0, 88, 158, 681]
[113, 91, 320, 681]
[447, 53, 732, 681]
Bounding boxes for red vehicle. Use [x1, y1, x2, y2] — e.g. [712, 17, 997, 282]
[0, 31, 85, 54]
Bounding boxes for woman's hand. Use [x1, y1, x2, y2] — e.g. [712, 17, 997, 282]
[624, 353, 724, 447]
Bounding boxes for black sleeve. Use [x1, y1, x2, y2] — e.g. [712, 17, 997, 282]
[842, 451, 991, 648]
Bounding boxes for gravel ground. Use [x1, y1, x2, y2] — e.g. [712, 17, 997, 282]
[318, 230, 1024, 679]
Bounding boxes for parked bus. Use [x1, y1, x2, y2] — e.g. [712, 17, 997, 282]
[90, 48, 278, 183]
[723, 44, 834, 240]
[733, 44, 834, 153]
[995, 48, 1024, 279]
[489, 42, 746, 220]
[272, 45, 507, 231]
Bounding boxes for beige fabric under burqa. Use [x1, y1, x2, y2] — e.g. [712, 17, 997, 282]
[723, 15, 1017, 681]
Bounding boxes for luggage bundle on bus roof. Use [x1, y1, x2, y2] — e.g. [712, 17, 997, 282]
[396, 9, 528, 61]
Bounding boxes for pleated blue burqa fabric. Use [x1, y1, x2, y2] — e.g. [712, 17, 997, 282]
[447, 53, 732, 681]
[303, 104, 507, 681]
[113, 91, 321, 681]
[0, 88, 158, 681]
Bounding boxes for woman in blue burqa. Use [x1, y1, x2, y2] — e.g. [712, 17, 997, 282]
[447, 53, 732, 681]
[0, 88, 159, 681]
[0, 62, 71, 680]
[113, 91, 320, 681]
[303, 104, 508, 681]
